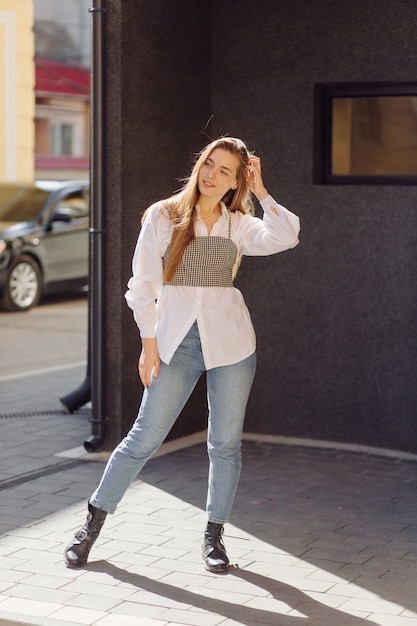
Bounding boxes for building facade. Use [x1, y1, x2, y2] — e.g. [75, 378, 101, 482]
[0, 0, 35, 182]
[34, 0, 90, 66]
[35, 57, 90, 181]
[33, 0, 91, 180]
[94, 0, 417, 456]
[0, 0, 91, 183]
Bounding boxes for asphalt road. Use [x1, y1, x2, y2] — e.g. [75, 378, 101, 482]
[0, 292, 89, 414]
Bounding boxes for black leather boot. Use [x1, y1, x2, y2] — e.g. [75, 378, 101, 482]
[202, 522, 230, 573]
[64, 502, 107, 568]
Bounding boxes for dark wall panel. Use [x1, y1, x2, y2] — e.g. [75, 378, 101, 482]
[104, 0, 212, 446]
[209, 0, 417, 452]
[103, 0, 417, 454]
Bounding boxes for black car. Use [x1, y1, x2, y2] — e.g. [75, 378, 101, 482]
[0, 180, 89, 311]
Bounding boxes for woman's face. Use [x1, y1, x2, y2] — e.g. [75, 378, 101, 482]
[197, 148, 240, 201]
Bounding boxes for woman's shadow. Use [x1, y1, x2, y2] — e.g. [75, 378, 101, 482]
[86, 560, 380, 625]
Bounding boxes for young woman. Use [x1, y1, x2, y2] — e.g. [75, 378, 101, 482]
[64, 137, 300, 573]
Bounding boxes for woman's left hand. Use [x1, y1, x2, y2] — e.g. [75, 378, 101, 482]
[138, 337, 160, 387]
[247, 155, 269, 201]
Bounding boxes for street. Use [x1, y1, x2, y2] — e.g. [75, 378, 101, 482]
[1, 293, 417, 626]
[0, 292, 89, 414]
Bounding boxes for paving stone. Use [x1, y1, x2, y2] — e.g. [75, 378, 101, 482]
[126, 588, 194, 610]
[49, 605, 108, 624]
[60, 579, 136, 601]
[0, 596, 62, 618]
[1, 375, 417, 626]
[153, 607, 225, 626]
[95, 613, 168, 625]
[341, 596, 408, 615]
[401, 607, 417, 618]
[4, 581, 78, 605]
[364, 614, 417, 626]
[63, 592, 122, 612]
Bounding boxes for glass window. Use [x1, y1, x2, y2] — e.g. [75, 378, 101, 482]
[0, 184, 50, 222]
[50, 123, 74, 156]
[317, 83, 417, 184]
[56, 191, 89, 219]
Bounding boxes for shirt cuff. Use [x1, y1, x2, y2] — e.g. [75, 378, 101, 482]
[139, 327, 156, 339]
[259, 194, 282, 216]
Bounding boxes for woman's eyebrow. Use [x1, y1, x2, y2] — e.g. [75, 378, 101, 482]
[206, 157, 233, 174]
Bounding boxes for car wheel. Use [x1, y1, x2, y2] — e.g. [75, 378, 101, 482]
[2, 255, 42, 312]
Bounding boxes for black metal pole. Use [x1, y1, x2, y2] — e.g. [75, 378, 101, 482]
[84, 0, 107, 452]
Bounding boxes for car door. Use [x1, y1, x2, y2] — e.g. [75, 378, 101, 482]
[41, 186, 89, 284]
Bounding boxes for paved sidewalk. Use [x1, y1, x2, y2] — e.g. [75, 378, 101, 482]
[0, 368, 417, 626]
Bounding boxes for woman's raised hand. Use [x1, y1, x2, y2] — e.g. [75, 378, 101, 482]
[247, 155, 269, 201]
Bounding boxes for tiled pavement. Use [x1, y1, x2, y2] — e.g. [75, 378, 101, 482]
[1, 367, 417, 625]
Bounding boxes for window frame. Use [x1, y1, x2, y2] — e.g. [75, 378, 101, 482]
[50, 122, 74, 157]
[316, 82, 417, 185]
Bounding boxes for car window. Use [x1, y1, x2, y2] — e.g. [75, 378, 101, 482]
[56, 190, 89, 219]
[0, 185, 50, 222]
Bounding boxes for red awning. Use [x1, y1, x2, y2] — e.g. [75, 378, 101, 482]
[35, 57, 90, 97]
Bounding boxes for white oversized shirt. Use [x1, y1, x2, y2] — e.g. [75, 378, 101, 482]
[125, 195, 300, 369]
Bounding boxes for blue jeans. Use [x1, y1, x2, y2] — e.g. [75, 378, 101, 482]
[90, 322, 256, 524]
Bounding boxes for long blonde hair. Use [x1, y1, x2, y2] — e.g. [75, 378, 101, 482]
[148, 137, 254, 282]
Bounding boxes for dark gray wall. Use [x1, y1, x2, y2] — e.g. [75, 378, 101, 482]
[103, 0, 417, 453]
[104, 0, 213, 445]
[209, 0, 417, 452]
